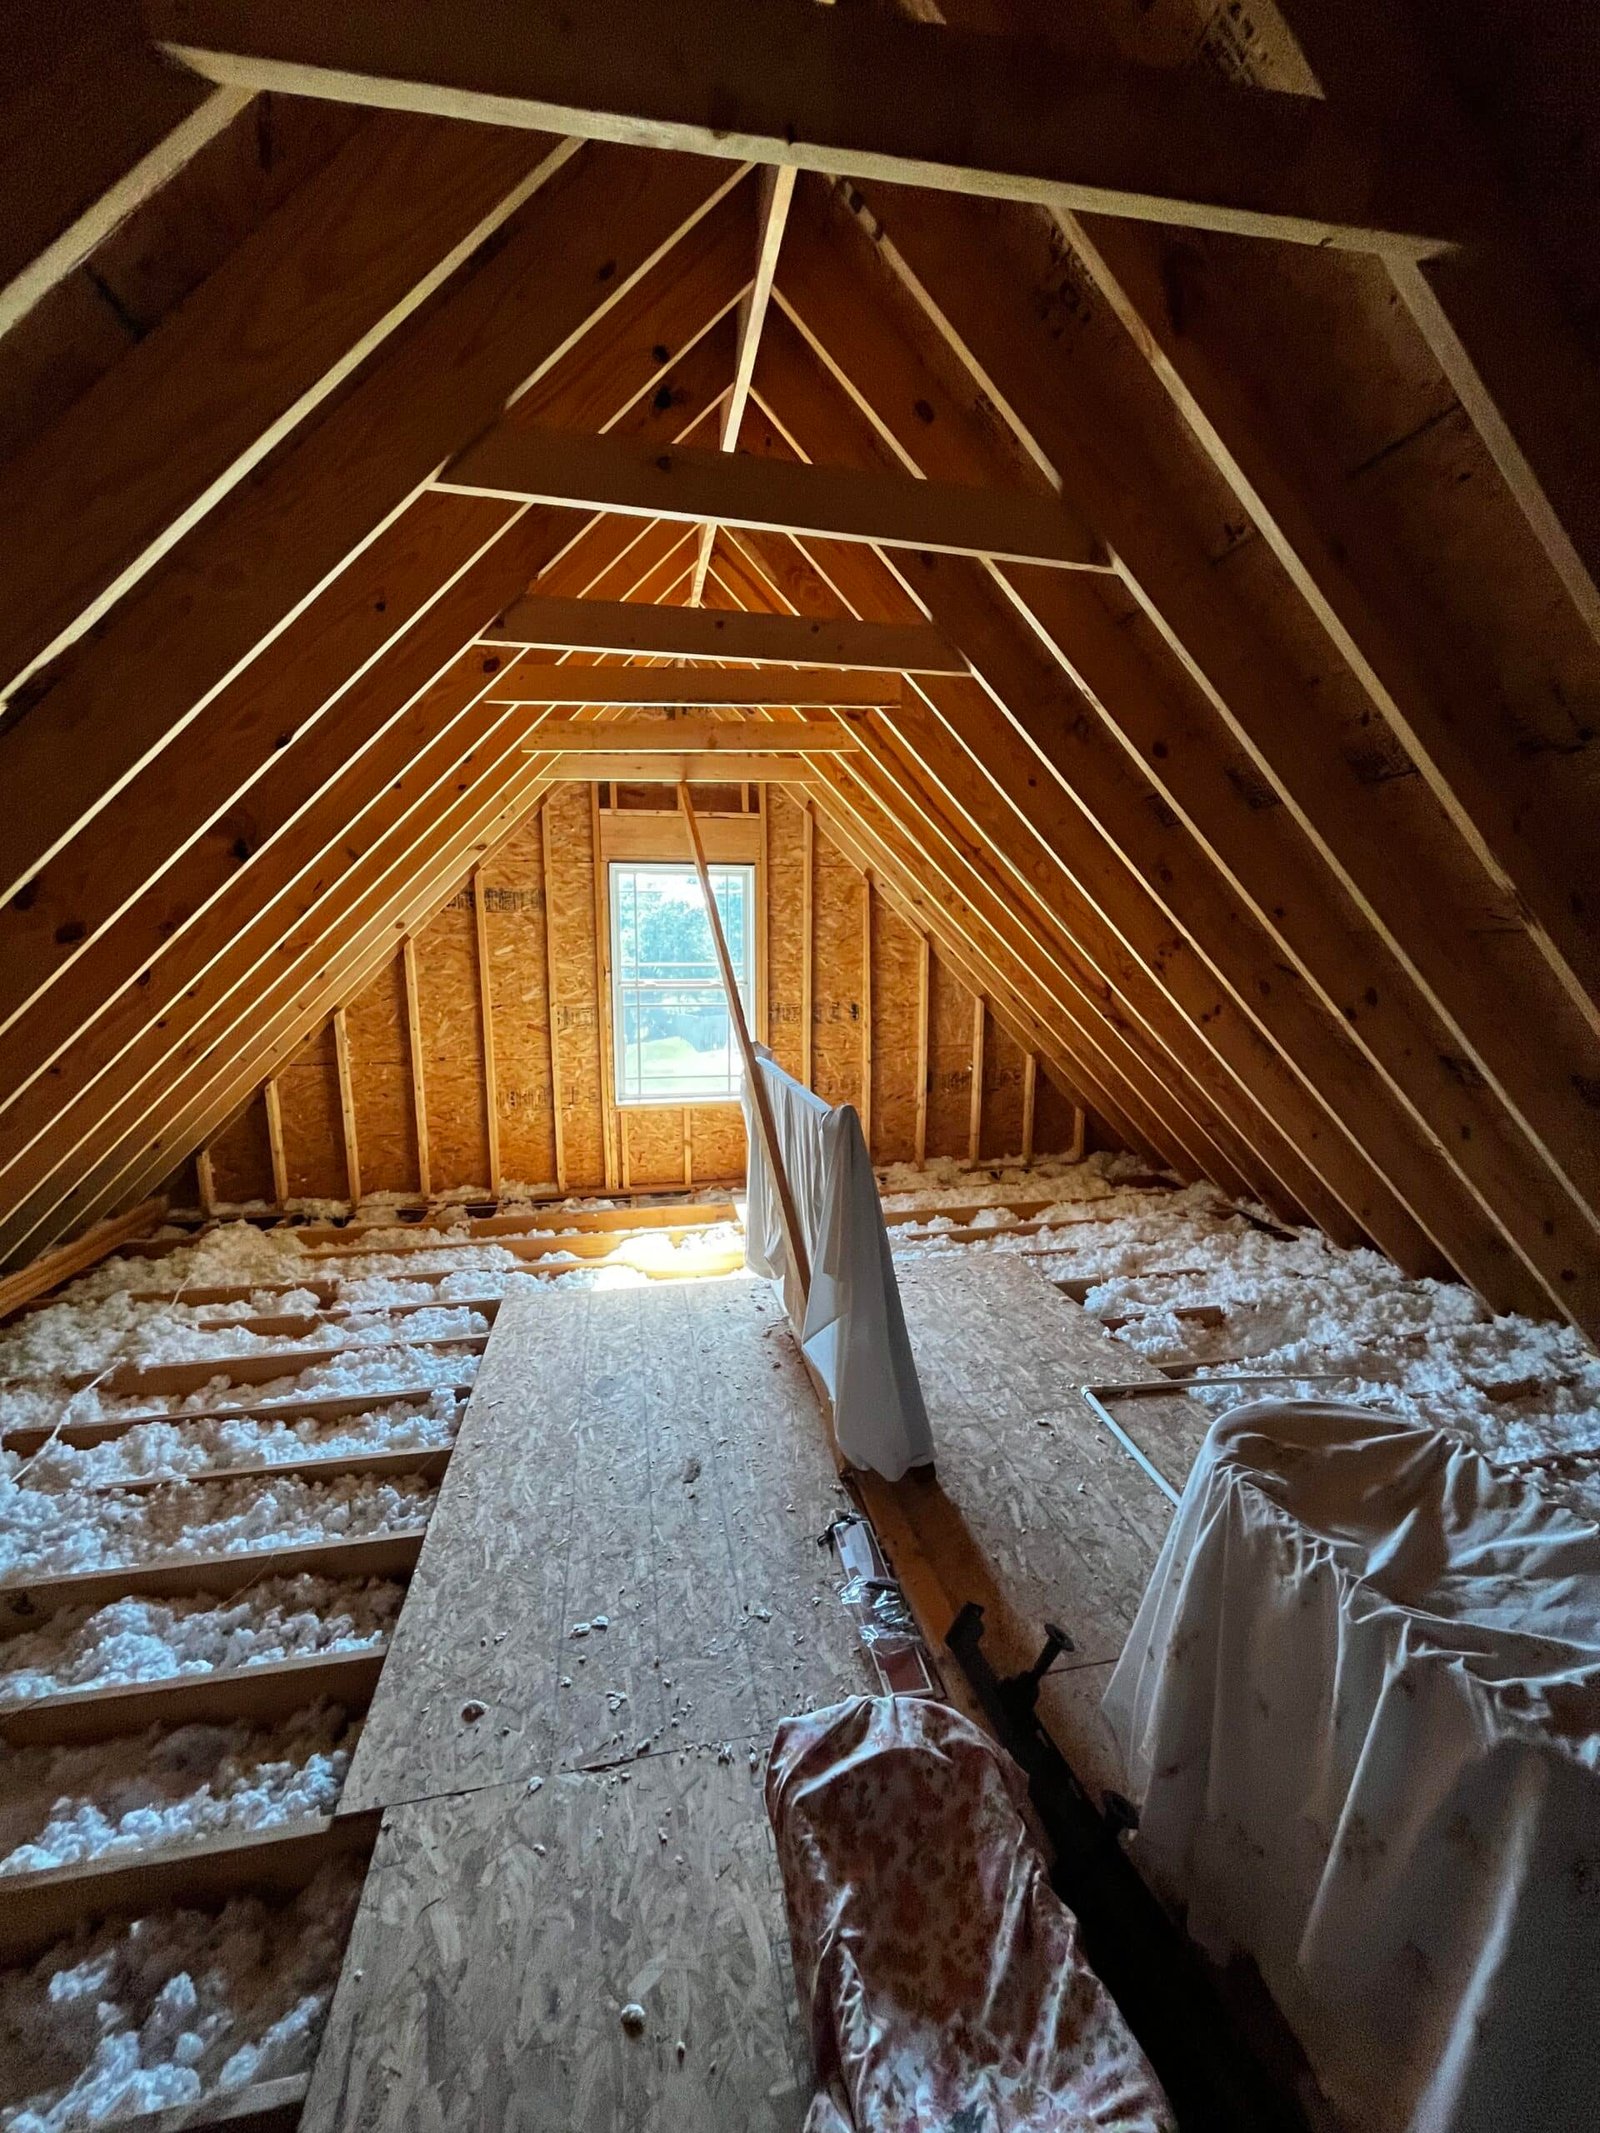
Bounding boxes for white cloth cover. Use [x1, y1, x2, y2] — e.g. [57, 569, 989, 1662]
[1103, 1399, 1600, 2133]
[741, 1051, 932, 1481]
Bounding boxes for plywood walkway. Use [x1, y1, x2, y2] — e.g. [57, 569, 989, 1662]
[304, 1257, 1206, 2129]
[305, 1277, 866, 2133]
[887, 1255, 1208, 1800]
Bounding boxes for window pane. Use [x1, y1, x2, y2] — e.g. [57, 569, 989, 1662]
[610, 861, 755, 1104]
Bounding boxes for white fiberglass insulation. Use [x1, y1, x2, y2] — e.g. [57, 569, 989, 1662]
[0, 1703, 359, 1875]
[0, 1576, 402, 1703]
[18, 1392, 461, 1490]
[0, 1472, 434, 1583]
[0, 1856, 363, 2130]
[0, 1344, 478, 1439]
[887, 1167, 1600, 1481]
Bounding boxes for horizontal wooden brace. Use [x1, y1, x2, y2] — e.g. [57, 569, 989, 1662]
[487, 666, 899, 705]
[483, 592, 963, 671]
[530, 751, 821, 781]
[517, 715, 861, 750]
[438, 424, 1106, 568]
[147, 0, 1463, 254]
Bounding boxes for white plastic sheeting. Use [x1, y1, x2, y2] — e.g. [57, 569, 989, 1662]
[741, 1053, 932, 1481]
[1105, 1400, 1600, 2133]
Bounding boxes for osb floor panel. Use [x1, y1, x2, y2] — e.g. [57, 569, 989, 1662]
[342, 1279, 864, 1815]
[304, 1753, 809, 2133]
[314, 1278, 865, 2133]
[889, 1256, 1209, 1802]
[309, 1258, 1207, 2130]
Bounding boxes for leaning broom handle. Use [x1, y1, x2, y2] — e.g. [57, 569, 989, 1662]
[678, 780, 811, 1301]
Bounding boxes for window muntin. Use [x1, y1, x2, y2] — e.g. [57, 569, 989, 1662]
[609, 861, 756, 1106]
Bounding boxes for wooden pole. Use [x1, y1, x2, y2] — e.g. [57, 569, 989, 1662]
[859, 870, 874, 1157]
[1021, 1051, 1038, 1165]
[678, 780, 810, 1298]
[262, 1079, 289, 1209]
[800, 798, 815, 1089]
[332, 1008, 362, 1208]
[914, 931, 931, 1167]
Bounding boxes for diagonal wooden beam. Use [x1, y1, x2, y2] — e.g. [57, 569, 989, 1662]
[437, 423, 1105, 568]
[1271, 0, 1600, 650]
[0, 113, 572, 705]
[0, 141, 740, 907]
[0, 303, 737, 1236]
[691, 163, 796, 606]
[1062, 206, 1600, 1025]
[1, 3, 249, 339]
[856, 183, 1600, 1244]
[146, 0, 1464, 254]
[0, 227, 748, 1054]
[483, 594, 962, 672]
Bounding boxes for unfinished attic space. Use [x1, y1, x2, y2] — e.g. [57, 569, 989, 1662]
[4, 0, 1600, 2126]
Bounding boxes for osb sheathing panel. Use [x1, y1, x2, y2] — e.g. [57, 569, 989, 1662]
[255, 785, 1081, 1197]
[982, 1013, 1026, 1161]
[480, 813, 557, 1192]
[621, 1105, 684, 1189]
[278, 1024, 346, 1202]
[208, 1093, 272, 1206]
[1037, 1066, 1089, 1156]
[418, 895, 491, 1192]
[809, 827, 864, 1113]
[764, 791, 807, 1081]
[926, 953, 976, 1156]
[0, 97, 360, 464]
[686, 1105, 746, 1182]
[346, 953, 416, 1197]
[869, 892, 920, 1164]
[543, 784, 607, 1189]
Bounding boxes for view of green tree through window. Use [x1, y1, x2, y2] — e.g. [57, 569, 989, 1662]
[609, 861, 756, 1105]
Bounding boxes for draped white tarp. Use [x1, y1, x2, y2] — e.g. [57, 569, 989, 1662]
[741, 1050, 933, 1481]
[1104, 1399, 1600, 2133]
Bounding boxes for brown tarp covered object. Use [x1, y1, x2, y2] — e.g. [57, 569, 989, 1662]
[767, 1695, 1174, 2131]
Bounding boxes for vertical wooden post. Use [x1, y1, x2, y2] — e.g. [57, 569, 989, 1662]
[538, 806, 567, 1194]
[195, 1146, 217, 1219]
[262, 1079, 289, 1210]
[800, 797, 815, 1090]
[472, 864, 502, 1197]
[590, 786, 620, 1191]
[1021, 1051, 1038, 1166]
[333, 1007, 362, 1208]
[679, 781, 810, 1298]
[859, 870, 873, 1155]
[401, 937, 431, 1199]
[914, 931, 931, 1168]
[968, 991, 986, 1166]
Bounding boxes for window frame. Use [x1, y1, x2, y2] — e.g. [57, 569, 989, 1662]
[607, 858, 758, 1109]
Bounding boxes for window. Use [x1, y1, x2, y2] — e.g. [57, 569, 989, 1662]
[609, 861, 756, 1106]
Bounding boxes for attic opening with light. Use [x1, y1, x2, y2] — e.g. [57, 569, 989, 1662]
[1, 2, 1597, 2129]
